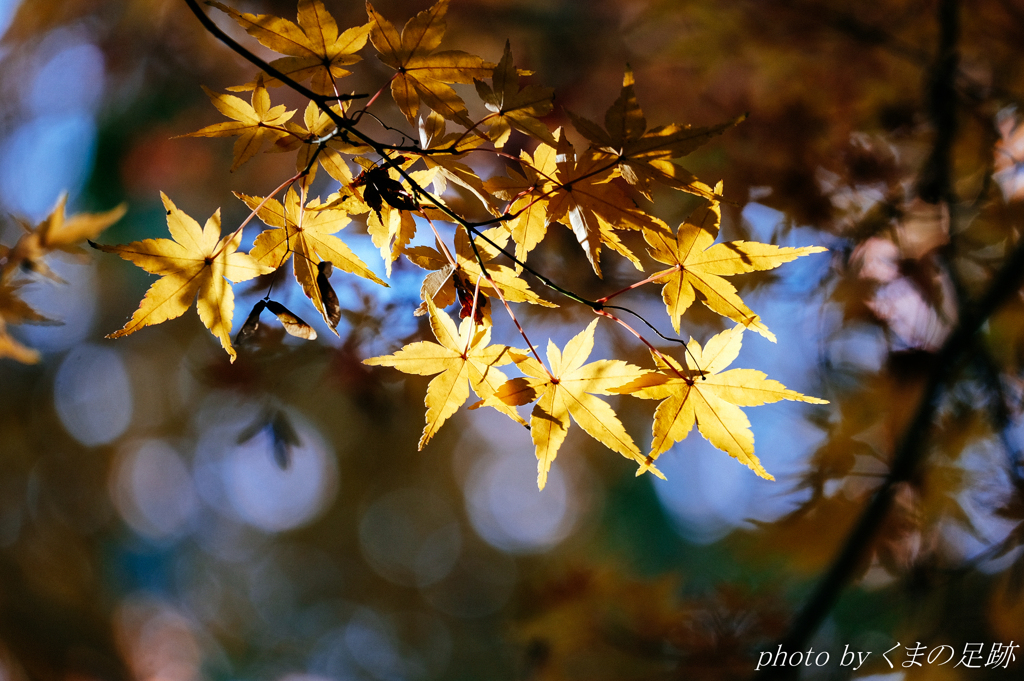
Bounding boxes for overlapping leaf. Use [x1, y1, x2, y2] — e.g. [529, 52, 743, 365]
[275, 101, 373, 186]
[0, 281, 49, 364]
[186, 78, 296, 171]
[417, 112, 499, 213]
[612, 325, 827, 479]
[643, 183, 827, 341]
[568, 67, 743, 200]
[239, 188, 387, 331]
[1, 195, 124, 363]
[366, 0, 494, 125]
[478, 320, 662, 489]
[364, 301, 524, 448]
[344, 161, 441, 275]
[2, 193, 126, 281]
[404, 226, 555, 313]
[93, 193, 273, 362]
[474, 41, 555, 148]
[486, 131, 660, 275]
[211, 0, 371, 95]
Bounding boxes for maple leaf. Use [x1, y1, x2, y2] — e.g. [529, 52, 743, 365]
[486, 130, 660, 275]
[473, 40, 555, 148]
[274, 101, 373, 187]
[0, 280, 53, 364]
[612, 325, 828, 480]
[568, 67, 743, 200]
[363, 300, 524, 448]
[1, 193, 126, 281]
[366, 0, 494, 126]
[339, 160, 441, 275]
[0, 319, 38, 364]
[93, 193, 274, 362]
[239, 188, 387, 332]
[417, 112, 501, 213]
[642, 182, 827, 341]
[185, 77, 296, 172]
[404, 225, 556, 313]
[478, 319, 662, 489]
[0, 280, 50, 327]
[211, 1, 371, 95]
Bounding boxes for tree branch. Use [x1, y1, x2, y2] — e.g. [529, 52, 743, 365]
[751, 2, 1024, 676]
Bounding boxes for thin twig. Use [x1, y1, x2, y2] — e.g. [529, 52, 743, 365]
[751, 3, 1024, 676]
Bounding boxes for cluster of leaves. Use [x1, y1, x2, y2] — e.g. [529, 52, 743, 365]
[0, 196, 124, 363]
[91, 0, 827, 489]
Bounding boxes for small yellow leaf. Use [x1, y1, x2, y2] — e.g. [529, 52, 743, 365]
[643, 182, 827, 341]
[363, 301, 524, 449]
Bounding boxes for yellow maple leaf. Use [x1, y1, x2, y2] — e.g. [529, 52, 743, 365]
[568, 67, 743, 200]
[185, 77, 296, 172]
[478, 319, 662, 489]
[239, 188, 387, 332]
[643, 182, 827, 341]
[2, 193, 126, 280]
[486, 130, 661, 275]
[363, 300, 524, 448]
[273, 101, 373, 187]
[417, 112, 500, 213]
[403, 225, 556, 311]
[0, 280, 51, 364]
[473, 40, 555, 148]
[366, 0, 495, 126]
[211, 0, 371, 95]
[612, 325, 828, 480]
[0, 317, 38, 364]
[94, 193, 274, 362]
[1, 194, 124, 363]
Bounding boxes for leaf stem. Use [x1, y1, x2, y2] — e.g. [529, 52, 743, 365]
[596, 265, 680, 303]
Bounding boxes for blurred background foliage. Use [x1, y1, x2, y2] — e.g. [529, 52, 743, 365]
[2, 0, 1024, 680]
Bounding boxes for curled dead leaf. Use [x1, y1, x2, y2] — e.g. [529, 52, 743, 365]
[265, 300, 317, 340]
[317, 261, 341, 332]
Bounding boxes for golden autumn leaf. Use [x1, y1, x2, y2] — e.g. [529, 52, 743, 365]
[1, 194, 124, 364]
[93, 193, 273, 362]
[612, 325, 828, 480]
[211, 0, 371, 95]
[486, 130, 661, 275]
[568, 67, 743, 200]
[2, 193, 126, 281]
[473, 40, 555, 148]
[643, 182, 826, 341]
[239, 188, 387, 332]
[0, 280, 50, 327]
[363, 300, 524, 449]
[417, 112, 500, 213]
[0, 317, 38, 364]
[477, 319, 662, 489]
[366, 0, 494, 126]
[273, 101, 373, 188]
[403, 225, 556, 313]
[0, 280, 51, 364]
[348, 162, 440, 275]
[185, 77, 296, 172]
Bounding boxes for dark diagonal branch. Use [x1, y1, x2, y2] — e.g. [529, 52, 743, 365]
[181, 0, 690, 358]
[756, 235, 1024, 681]
[752, 2, 1024, 676]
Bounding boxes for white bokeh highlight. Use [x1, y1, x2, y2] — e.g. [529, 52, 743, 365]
[54, 343, 133, 446]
